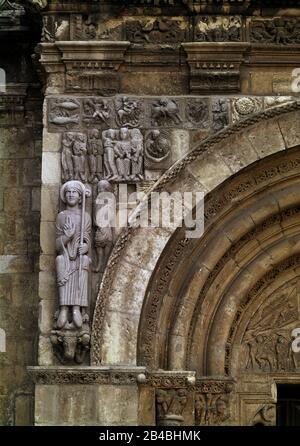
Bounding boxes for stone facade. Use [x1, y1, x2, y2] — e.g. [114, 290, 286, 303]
[1, 0, 300, 426]
[0, 0, 42, 425]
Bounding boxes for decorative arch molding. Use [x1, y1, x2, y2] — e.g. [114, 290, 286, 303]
[91, 101, 300, 370]
[139, 162, 300, 374]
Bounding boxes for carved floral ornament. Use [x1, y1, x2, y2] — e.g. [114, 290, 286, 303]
[91, 101, 300, 368]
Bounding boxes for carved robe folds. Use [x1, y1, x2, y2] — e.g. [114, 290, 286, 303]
[56, 209, 91, 307]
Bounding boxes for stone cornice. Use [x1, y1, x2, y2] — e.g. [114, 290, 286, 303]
[28, 366, 147, 385]
[56, 41, 130, 68]
[29, 366, 229, 388]
[248, 45, 300, 65]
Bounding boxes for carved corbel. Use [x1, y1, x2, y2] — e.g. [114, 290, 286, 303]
[183, 42, 250, 94]
[56, 41, 130, 95]
[37, 43, 65, 94]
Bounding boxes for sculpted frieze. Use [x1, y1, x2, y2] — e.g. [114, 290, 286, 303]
[250, 18, 300, 44]
[241, 281, 300, 373]
[195, 16, 242, 42]
[48, 95, 230, 132]
[61, 127, 144, 184]
[70, 14, 123, 41]
[125, 17, 187, 44]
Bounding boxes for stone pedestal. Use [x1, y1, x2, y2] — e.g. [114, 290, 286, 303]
[28, 366, 146, 426]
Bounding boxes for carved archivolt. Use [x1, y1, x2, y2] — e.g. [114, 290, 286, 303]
[91, 102, 300, 370]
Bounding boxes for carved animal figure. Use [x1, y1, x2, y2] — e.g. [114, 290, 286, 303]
[152, 98, 182, 126]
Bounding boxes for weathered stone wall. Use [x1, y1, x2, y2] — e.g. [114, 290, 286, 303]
[2, 0, 300, 427]
[0, 2, 42, 425]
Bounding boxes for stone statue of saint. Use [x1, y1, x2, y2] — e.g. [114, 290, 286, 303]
[94, 180, 115, 273]
[55, 180, 91, 329]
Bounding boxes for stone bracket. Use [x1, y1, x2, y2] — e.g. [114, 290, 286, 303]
[183, 42, 250, 94]
[38, 41, 130, 94]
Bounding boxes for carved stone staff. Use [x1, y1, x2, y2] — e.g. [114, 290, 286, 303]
[79, 184, 91, 296]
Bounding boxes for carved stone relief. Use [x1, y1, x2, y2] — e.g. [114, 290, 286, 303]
[82, 98, 113, 127]
[48, 95, 290, 134]
[48, 96, 218, 131]
[52, 181, 92, 364]
[194, 380, 234, 426]
[48, 98, 81, 131]
[115, 96, 144, 128]
[41, 15, 69, 42]
[252, 404, 276, 426]
[102, 128, 144, 182]
[71, 14, 122, 41]
[125, 18, 187, 44]
[195, 16, 242, 42]
[195, 393, 230, 426]
[144, 129, 171, 170]
[156, 388, 188, 426]
[250, 18, 300, 44]
[151, 97, 182, 127]
[61, 128, 144, 184]
[185, 98, 209, 128]
[212, 98, 229, 132]
[241, 281, 300, 373]
[231, 97, 263, 122]
[93, 180, 116, 274]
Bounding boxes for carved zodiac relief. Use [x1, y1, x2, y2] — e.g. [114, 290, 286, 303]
[212, 98, 229, 132]
[115, 96, 144, 128]
[151, 98, 182, 127]
[195, 16, 242, 42]
[156, 388, 187, 426]
[144, 129, 171, 170]
[82, 98, 112, 127]
[241, 282, 300, 373]
[231, 97, 263, 123]
[250, 18, 300, 44]
[185, 98, 209, 128]
[48, 98, 80, 130]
